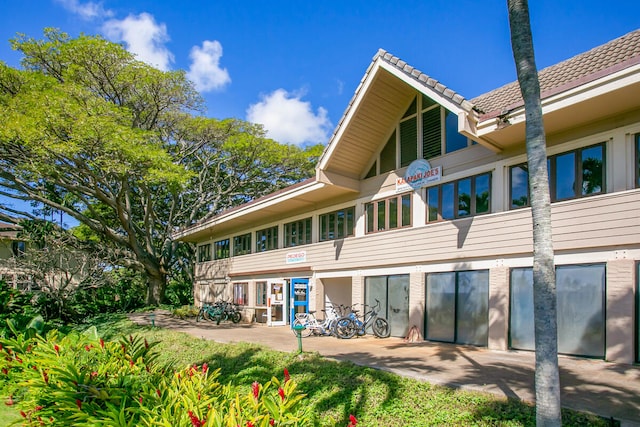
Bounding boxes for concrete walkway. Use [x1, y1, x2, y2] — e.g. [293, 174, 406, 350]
[129, 311, 640, 426]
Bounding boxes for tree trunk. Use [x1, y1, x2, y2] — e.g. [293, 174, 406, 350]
[146, 270, 166, 306]
[507, 1, 561, 426]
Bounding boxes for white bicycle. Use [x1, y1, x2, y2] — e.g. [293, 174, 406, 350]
[291, 306, 340, 337]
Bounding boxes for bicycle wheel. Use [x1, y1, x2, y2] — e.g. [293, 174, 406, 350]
[335, 317, 357, 339]
[230, 311, 242, 323]
[196, 308, 206, 322]
[372, 317, 391, 338]
[292, 318, 312, 337]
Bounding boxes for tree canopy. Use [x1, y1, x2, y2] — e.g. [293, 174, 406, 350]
[0, 29, 322, 304]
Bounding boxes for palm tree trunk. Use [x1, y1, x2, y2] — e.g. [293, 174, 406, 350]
[507, 1, 561, 425]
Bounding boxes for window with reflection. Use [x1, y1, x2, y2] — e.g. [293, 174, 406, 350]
[255, 226, 278, 252]
[233, 233, 251, 256]
[284, 217, 312, 247]
[197, 244, 211, 262]
[214, 239, 230, 260]
[365, 193, 411, 233]
[233, 282, 248, 305]
[509, 264, 605, 358]
[510, 142, 605, 208]
[426, 173, 491, 222]
[319, 207, 355, 241]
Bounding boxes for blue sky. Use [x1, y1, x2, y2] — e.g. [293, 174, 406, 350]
[2, 0, 639, 149]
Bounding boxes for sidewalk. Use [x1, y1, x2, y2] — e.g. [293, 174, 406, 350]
[129, 311, 640, 426]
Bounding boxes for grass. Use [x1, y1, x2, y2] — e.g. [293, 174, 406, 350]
[2, 314, 613, 427]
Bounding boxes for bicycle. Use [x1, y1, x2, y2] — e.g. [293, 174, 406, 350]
[291, 305, 340, 337]
[197, 300, 242, 324]
[334, 299, 391, 339]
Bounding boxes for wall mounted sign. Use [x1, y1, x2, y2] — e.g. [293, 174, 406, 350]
[396, 159, 442, 192]
[286, 251, 307, 264]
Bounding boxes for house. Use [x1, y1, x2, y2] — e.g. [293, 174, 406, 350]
[0, 221, 30, 289]
[175, 29, 640, 364]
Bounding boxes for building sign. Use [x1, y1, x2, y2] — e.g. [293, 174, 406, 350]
[286, 251, 307, 264]
[396, 159, 442, 192]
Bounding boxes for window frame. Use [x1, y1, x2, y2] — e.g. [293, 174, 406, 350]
[426, 172, 492, 223]
[232, 282, 248, 306]
[509, 142, 606, 209]
[256, 281, 268, 307]
[365, 193, 412, 234]
[255, 226, 278, 252]
[284, 217, 312, 248]
[197, 243, 211, 263]
[233, 233, 252, 256]
[319, 207, 355, 241]
[214, 238, 230, 260]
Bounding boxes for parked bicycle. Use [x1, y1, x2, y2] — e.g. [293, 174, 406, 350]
[291, 305, 340, 337]
[197, 300, 242, 324]
[334, 299, 391, 339]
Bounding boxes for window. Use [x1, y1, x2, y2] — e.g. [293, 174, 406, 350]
[284, 218, 312, 247]
[400, 98, 418, 167]
[380, 131, 396, 174]
[425, 270, 489, 346]
[233, 233, 251, 256]
[256, 226, 278, 252]
[510, 264, 605, 358]
[365, 193, 411, 233]
[509, 142, 605, 209]
[233, 282, 248, 306]
[256, 281, 267, 307]
[319, 207, 355, 241]
[11, 241, 25, 257]
[427, 173, 491, 222]
[214, 239, 230, 260]
[197, 244, 211, 262]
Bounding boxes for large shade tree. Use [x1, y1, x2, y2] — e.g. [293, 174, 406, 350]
[0, 29, 322, 304]
[507, 1, 561, 425]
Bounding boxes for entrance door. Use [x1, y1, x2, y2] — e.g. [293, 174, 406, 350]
[365, 275, 409, 337]
[290, 278, 309, 322]
[267, 280, 287, 326]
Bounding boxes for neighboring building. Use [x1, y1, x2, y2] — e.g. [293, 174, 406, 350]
[175, 30, 640, 364]
[0, 221, 31, 289]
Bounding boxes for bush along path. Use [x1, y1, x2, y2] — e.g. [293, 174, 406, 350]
[0, 323, 318, 426]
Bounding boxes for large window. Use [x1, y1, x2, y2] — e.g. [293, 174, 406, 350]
[366, 275, 410, 337]
[214, 239, 230, 260]
[365, 193, 411, 233]
[256, 281, 267, 307]
[197, 244, 211, 262]
[233, 233, 251, 256]
[425, 270, 489, 346]
[510, 264, 605, 358]
[233, 282, 248, 306]
[256, 226, 278, 252]
[319, 207, 355, 241]
[284, 218, 312, 247]
[427, 173, 491, 222]
[510, 142, 605, 209]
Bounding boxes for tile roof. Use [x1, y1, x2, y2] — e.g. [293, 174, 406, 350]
[471, 29, 640, 120]
[376, 49, 475, 112]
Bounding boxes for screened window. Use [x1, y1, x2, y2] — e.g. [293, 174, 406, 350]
[427, 173, 491, 222]
[365, 193, 411, 233]
[319, 207, 355, 241]
[509, 142, 605, 209]
[233, 233, 251, 256]
[509, 264, 605, 358]
[256, 226, 278, 252]
[197, 244, 211, 262]
[425, 270, 489, 346]
[233, 282, 248, 306]
[214, 239, 230, 260]
[256, 281, 267, 307]
[284, 218, 312, 247]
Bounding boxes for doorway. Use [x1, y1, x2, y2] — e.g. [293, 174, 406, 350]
[365, 275, 409, 337]
[267, 280, 287, 326]
[290, 278, 309, 322]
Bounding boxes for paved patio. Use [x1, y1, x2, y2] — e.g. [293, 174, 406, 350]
[129, 311, 640, 426]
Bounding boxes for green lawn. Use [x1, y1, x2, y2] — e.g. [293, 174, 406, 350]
[1, 315, 611, 427]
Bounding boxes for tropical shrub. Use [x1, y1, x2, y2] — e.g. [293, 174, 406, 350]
[0, 326, 315, 426]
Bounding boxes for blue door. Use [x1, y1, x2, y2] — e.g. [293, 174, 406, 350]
[290, 278, 309, 323]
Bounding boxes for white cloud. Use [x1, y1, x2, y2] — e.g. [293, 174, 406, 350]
[186, 40, 231, 92]
[55, 0, 113, 20]
[102, 13, 174, 71]
[247, 89, 333, 146]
